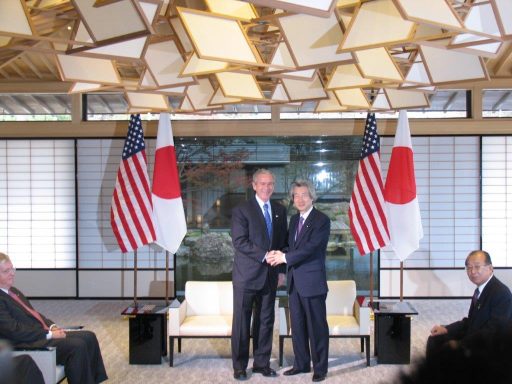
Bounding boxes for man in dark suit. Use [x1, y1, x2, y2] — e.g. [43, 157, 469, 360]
[0, 252, 108, 384]
[427, 250, 512, 359]
[268, 179, 330, 382]
[231, 169, 287, 380]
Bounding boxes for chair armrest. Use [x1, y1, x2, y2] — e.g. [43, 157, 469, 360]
[168, 298, 187, 336]
[12, 346, 59, 384]
[354, 301, 371, 335]
[278, 297, 290, 336]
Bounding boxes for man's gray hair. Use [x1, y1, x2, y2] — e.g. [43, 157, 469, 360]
[289, 179, 317, 201]
[0, 253, 10, 265]
[252, 168, 275, 183]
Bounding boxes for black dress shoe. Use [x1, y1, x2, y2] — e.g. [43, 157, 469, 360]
[252, 366, 277, 377]
[283, 368, 310, 376]
[312, 373, 326, 382]
[233, 369, 247, 380]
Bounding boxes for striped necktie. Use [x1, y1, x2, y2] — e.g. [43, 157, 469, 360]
[295, 216, 304, 241]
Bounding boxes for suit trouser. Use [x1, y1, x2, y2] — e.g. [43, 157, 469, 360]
[10, 355, 45, 384]
[289, 284, 329, 375]
[232, 283, 276, 371]
[49, 330, 107, 384]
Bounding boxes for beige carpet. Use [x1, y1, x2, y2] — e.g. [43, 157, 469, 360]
[30, 299, 469, 384]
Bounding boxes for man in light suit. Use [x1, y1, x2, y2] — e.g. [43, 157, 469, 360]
[268, 179, 330, 382]
[0, 252, 108, 384]
[231, 169, 287, 380]
[427, 250, 512, 359]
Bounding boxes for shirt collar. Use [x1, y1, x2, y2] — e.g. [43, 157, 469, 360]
[477, 274, 493, 293]
[300, 206, 314, 221]
[255, 195, 270, 213]
[0, 288, 8, 294]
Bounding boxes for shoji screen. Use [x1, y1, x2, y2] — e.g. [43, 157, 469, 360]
[0, 140, 76, 268]
[380, 136, 481, 268]
[482, 136, 512, 265]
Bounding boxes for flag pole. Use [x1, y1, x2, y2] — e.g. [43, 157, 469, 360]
[369, 253, 374, 306]
[165, 250, 169, 306]
[400, 261, 403, 302]
[134, 249, 138, 307]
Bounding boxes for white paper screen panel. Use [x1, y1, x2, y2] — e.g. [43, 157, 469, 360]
[278, 12, 352, 67]
[341, 0, 415, 51]
[73, 0, 148, 42]
[181, 52, 230, 77]
[282, 76, 327, 101]
[216, 72, 264, 100]
[481, 136, 512, 266]
[0, 0, 33, 36]
[186, 78, 217, 110]
[126, 92, 169, 110]
[144, 40, 195, 87]
[327, 64, 372, 89]
[82, 37, 147, 59]
[0, 140, 76, 268]
[56, 54, 121, 84]
[380, 136, 481, 268]
[178, 8, 261, 66]
[494, 0, 512, 36]
[205, 0, 257, 21]
[394, 0, 463, 30]
[355, 48, 403, 82]
[420, 44, 487, 84]
[385, 88, 429, 109]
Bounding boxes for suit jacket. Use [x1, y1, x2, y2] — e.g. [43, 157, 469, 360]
[285, 207, 330, 297]
[231, 196, 287, 290]
[0, 287, 53, 348]
[446, 275, 512, 339]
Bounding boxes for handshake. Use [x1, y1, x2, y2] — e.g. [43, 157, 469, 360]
[266, 250, 285, 266]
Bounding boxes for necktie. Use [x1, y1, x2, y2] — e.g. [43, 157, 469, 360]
[8, 290, 49, 330]
[295, 216, 304, 240]
[471, 287, 480, 307]
[263, 203, 272, 239]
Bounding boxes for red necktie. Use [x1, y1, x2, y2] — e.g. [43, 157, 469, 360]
[8, 290, 49, 330]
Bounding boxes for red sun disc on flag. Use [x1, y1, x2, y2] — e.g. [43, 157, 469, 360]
[384, 147, 416, 204]
[152, 146, 181, 199]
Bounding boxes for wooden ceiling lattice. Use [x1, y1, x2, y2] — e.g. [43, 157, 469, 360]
[0, 0, 511, 114]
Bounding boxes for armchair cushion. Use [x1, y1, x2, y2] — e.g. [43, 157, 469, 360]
[12, 347, 66, 384]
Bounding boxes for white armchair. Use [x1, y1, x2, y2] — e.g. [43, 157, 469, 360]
[168, 281, 233, 367]
[12, 347, 66, 384]
[279, 280, 371, 367]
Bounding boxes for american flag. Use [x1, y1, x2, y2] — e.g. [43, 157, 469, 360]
[110, 114, 156, 253]
[348, 112, 390, 255]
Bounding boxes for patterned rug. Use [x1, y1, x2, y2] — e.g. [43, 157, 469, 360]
[29, 299, 469, 384]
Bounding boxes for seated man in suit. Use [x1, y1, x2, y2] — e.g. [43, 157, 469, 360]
[0, 252, 108, 384]
[427, 250, 512, 359]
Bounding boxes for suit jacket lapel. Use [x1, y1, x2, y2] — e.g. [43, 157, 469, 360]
[251, 196, 272, 244]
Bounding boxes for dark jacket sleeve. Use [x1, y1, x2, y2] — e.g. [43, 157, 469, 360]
[0, 290, 50, 345]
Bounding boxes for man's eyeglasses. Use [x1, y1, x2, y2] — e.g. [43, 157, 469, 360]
[465, 264, 489, 272]
[0, 267, 15, 275]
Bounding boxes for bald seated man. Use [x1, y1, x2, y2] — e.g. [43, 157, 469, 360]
[427, 250, 512, 359]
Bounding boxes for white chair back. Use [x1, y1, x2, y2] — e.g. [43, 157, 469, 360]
[326, 280, 356, 316]
[185, 281, 233, 316]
